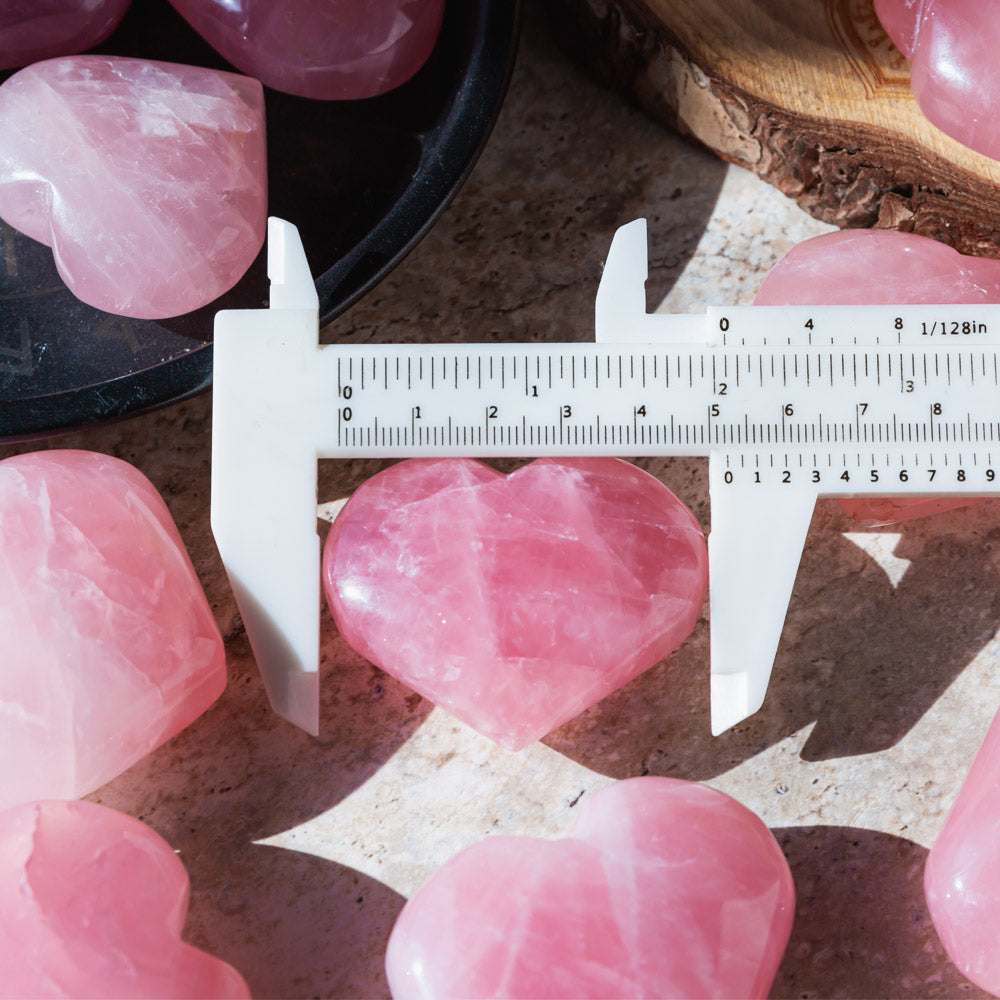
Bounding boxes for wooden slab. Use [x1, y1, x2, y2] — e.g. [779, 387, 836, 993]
[544, 0, 1000, 256]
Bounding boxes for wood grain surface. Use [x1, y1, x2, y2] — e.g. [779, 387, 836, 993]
[544, 0, 1000, 255]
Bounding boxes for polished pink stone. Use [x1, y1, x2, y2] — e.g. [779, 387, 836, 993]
[0, 450, 226, 811]
[0, 0, 132, 70]
[0, 799, 249, 998]
[925, 706, 1000, 993]
[754, 229, 1000, 307]
[876, 0, 1000, 161]
[755, 228, 1000, 525]
[875, 0, 920, 56]
[386, 777, 795, 999]
[323, 458, 707, 750]
[0, 56, 266, 319]
[168, 0, 445, 100]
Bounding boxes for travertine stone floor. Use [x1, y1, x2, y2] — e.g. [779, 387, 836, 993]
[4, 3, 998, 997]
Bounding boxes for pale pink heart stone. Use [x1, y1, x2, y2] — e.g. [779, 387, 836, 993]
[755, 228, 1000, 525]
[0, 0, 132, 70]
[0, 450, 226, 811]
[754, 229, 1000, 307]
[386, 776, 795, 999]
[876, 0, 1000, 161]
[925, 706, 1000, 994]
[167, 0, 445, 100]
[0, 56, 266, 319]
[323, 458, 707, 750]
[0, 799, 249, 999]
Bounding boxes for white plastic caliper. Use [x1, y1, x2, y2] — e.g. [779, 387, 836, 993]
[212, 217, 1000, 736]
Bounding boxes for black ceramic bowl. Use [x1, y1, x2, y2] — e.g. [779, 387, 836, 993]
[0, 0, 521, 441]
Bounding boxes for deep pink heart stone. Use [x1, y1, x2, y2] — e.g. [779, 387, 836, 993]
[0, 0, 132, 70]
[876, 0, 1000, 161]
[0, 799, 249, 998]
[167, 0, 445, 100]
[925, 709, 1000, 994]
[323, 458, 707, 750]
[386, 776, 795, 999]
[0, 56, 266, 319]
[0, 450, 226, 811]
[755, 228, 1000, 525]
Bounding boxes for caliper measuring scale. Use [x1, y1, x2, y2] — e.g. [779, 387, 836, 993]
[212, 218, 1000, 737]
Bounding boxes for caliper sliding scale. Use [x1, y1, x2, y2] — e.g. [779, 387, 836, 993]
[212, 217, 1000, 737]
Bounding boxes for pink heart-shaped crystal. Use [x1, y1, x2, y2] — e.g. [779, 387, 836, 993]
[168, 0, 445, 100]
[925, 708, 1000, 993]
[0, 799, 249, 998]
[754, 229, 1000, 308]
[0, 56, 266, 319]
[876, 0, 1000, 161]
[386, 776, 795, 999]
[323, 458, 707, 750]
[0, 450, 227, 811]
[755, 228, 1000, 525]
[0, 0, 132, 70]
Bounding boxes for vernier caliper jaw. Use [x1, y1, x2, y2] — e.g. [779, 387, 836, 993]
[212, 218, 324, 734]
[595, 220, 815, 735]
[213, 216, 1000, 738]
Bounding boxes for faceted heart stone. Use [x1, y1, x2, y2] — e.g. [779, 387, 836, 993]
[0, 450, 226, 811]
[876, 0, 1000, 161]
[925, 706, 1000, 994]
[0, 0, 132, 70]
[0, 799, 249, 998]
[755, 228, 1000, 525]
[323, 458, 707, 750]
[0, 56, 266, 319]
[168, 0, 445, 100]
[386, 777, 795, 999]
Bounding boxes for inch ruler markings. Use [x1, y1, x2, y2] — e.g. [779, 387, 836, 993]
[328, 341, 1000, 482]
[212, 218, 1000, 737]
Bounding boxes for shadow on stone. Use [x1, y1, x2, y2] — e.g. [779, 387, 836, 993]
[546, 496, 1000, 779]
[183, 843, 403, 1000]
[90, 624, 422, 999]
[321, 0, 728, 352]
[770, 824, 988, 999]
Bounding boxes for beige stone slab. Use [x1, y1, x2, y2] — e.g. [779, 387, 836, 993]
[2, 3, 998, 998]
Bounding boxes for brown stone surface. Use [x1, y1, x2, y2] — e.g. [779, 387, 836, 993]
[2, 3, 998, 997]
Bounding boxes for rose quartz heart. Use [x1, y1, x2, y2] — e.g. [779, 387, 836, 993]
[876, 0, 1000, 161]
[754, 229, 1000, 308]
[755, 228, 1000, 525]
[0, 799, 249, 998]
[0, 56, 266, 319]
[323, 458, 707, 750]
[386, 777, 794, 999]
[0, 450, 226, 811]
[925, 709, 1000, 993]
[0, 0, 132, 70]
[168, 0, 445, 100]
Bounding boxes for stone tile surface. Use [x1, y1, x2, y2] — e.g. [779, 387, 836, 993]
[2, 3, 998, 997]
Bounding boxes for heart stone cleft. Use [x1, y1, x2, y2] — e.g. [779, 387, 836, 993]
[385, 776, 795, 999]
